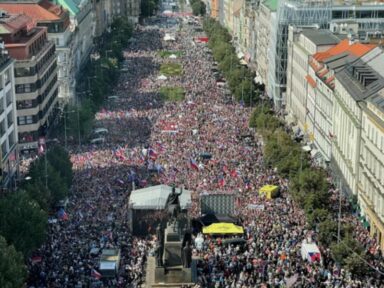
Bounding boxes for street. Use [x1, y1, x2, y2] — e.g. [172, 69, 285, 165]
[26, 11, 383, 288]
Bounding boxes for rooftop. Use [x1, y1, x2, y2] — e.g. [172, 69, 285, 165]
[0, 13, 33, 34]
[263, 0, 278, 11]
[336, 58, 384, 101]
[313, 39, 376, 62]
[301, 29, 341, 46]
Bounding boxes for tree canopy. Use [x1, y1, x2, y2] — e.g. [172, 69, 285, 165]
[0, 235, 27, 288]
[0, 191, 47, 257]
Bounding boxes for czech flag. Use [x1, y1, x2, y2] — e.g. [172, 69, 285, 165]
[91, 268, 102, 280]
[190, 158, 199, 171]
[308, 252, 321, 262]
[148, 148, 158, 160]
[58, 208, 69, 221]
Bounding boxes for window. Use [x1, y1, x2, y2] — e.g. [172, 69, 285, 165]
[1, 141, 7, 159]
[8, 131, 15, 148]
[3, 68, 10, 84]
[6, 90, 12, 107]
[7, 111, 13, 127]
[0, 120, 5, 135]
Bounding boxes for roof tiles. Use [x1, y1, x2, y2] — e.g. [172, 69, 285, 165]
[0, 2, 61, 22]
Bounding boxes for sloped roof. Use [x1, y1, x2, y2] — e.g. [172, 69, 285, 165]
[129, 185, 192, 210]
[0, 14, 31, 35]
[313, 39, 376, 62]
[0, 3, 61, 22]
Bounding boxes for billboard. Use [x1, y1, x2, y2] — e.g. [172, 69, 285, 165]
[200, 194, 235, 215]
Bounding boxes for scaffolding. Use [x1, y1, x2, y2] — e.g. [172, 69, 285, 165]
[268, 0, 332, 108]
[267, 0, 384, 108]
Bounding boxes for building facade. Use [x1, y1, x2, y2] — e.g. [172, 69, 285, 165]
[211, 0, 219, 19]
[55, 0, 95, 78]
[332, 50, 384, 197]
[0, 1, 75, 103]
[0, 13, 59, 152]
[286, 27, 340, 133]
[255, 0, 277, 92]
[0, 44, 18, 189]
[359, 89, 384, 251]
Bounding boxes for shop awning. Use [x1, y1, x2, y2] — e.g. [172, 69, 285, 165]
[202, 223, 244, 234]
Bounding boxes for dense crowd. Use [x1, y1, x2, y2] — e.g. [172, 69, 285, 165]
[25, 13, 384, 288]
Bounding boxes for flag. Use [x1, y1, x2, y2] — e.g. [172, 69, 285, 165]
[308, 252, 321, 262]
[190, 158, 199, 171]
[58, 208, 68, 221]
[91, 268, 102, 280]
[38, 137, 46, 155]
[148, 148, 158, 160]
[31, 256, 42, 265]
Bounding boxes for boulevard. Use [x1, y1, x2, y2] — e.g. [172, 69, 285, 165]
[26, 13, 383, 288]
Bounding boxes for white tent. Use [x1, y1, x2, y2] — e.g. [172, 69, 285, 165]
[162, 10, 173, 15]
[157, 74, 168, 80]
[164, 34, 176, 41]
[169, 54, 178, 59]
[129, 185, 192, 210]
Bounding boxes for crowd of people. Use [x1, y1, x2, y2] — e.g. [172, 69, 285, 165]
[25, 12, 384, 288]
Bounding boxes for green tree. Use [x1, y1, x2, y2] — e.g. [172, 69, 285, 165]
[318, 219, 338, 246]
[290, 168, 329, 208]
[344, 254, 368, 277]
[0, 191, 47, 257]
[141, 0, 159, 17]
[23, 180, 51, 211]
[307, 208, 330, 229]
[47, 145, 73, 189]
[331, 236, 364, 266]
[0, 235, 27, 288]
[26, 156, 69, 208]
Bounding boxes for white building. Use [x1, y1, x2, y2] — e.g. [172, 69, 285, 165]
[332, 49, 384, 196]
[286, 27, 340, 133]
[255, 0, 277, 92]
[0, 48, 18, 189]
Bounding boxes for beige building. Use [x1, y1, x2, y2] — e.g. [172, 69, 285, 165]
[357, 48, 384, 251]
